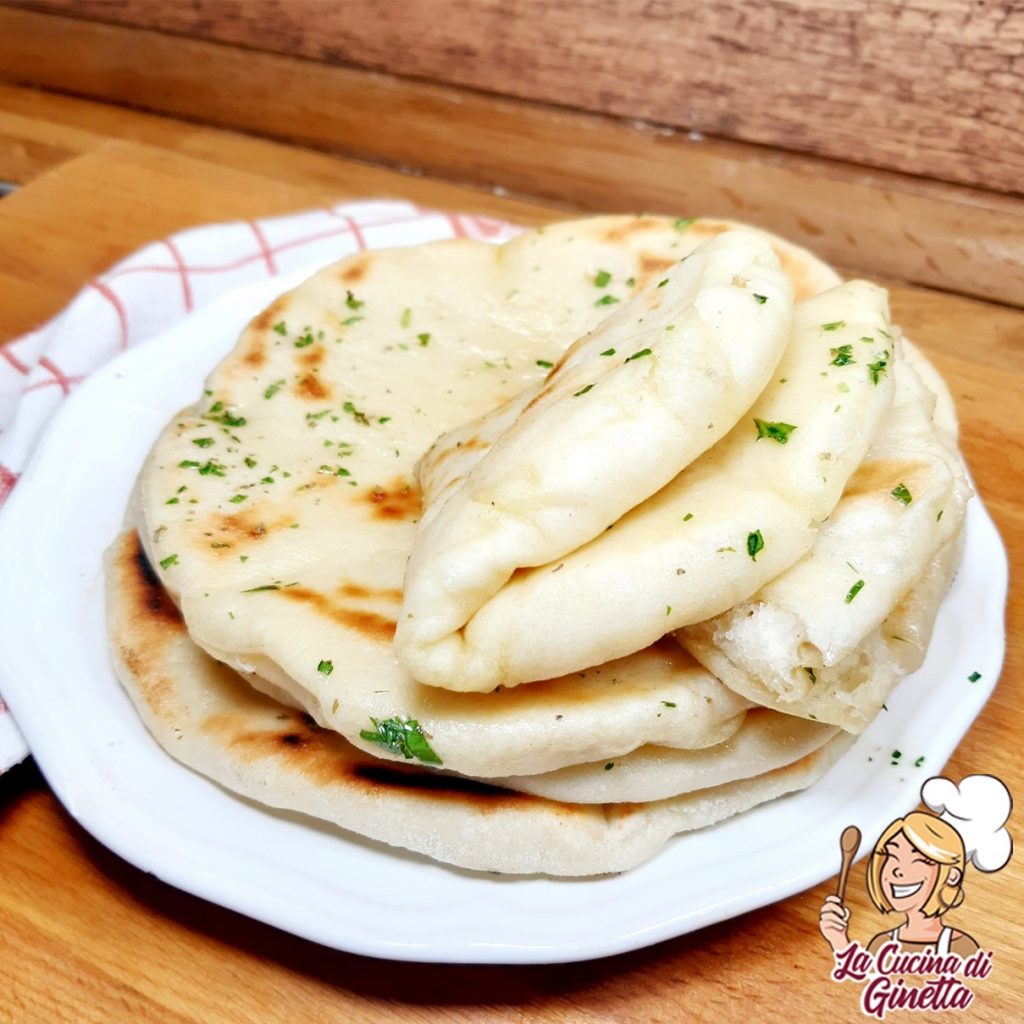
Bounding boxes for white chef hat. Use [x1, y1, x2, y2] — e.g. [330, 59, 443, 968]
[920, 774, 1013, 873]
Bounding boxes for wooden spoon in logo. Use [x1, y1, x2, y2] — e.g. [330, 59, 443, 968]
[837, 825, 862, 901]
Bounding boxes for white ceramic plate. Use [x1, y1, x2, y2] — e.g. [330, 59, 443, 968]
[0, 268, 1007, 964]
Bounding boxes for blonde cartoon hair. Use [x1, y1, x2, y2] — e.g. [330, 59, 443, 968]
[866, 811, 966, 917]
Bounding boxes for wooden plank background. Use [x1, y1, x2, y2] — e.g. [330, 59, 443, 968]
[1, 9, 1023, 309]
[10, 0, 1024, 196]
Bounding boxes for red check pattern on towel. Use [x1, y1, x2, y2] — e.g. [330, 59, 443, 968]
[0, 200, 519, 774]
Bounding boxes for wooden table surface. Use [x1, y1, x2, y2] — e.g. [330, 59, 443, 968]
[0, 86, 1021, 1024]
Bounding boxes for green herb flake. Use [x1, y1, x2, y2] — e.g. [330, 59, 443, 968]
[868, 354, 889, 384]
[860, 335, 874, 344]
[604, 762, 615, 771]
[968, 671, 981, 683]
[753, 294, 768, 304]
[914, 756, 925, 768]
[272, 321, 287, 336]
[359, 716, 442, 765]
[657, 278, 669, 288]
[244, 456, 257, 468]
[594, 269, 612, 288]
[822, 320, 846, 332]
[536, 359, 554, 369]
[673, 217, 695, 231]
[595, 295, 620, 307]
[600, 348, 616, 357]
[342, 316, 364, 327]
[165, 497, 179, 505]
[746, 529, 765, 561]
[229, 494, 247, 504]
[666, 605, 672, 616]
[192, 437, 215, 448]
[243, 584, 280, 593]
[625, 348, 652, 362]
[400, 307, 412, 328]
[830, 344, 855, 366]
[343, 401, 370, 426]
[845, 579, 866, 604]
[683, 512, 693, 522]
[417, 333, 431, 347]
[178, 460, 200, 469]
[317, 659, 334, 676]
[753, 418, 798, 444]
[294, 332, 315, 348]
[892, 749, 902, 760]
[264, 379, 285, 399]
[159, 554, 179, 570]
[804, 667, 817, 683]
[573, 383, 595, 397]
[937, 510, 944, 521]
[661, 701, 676, 708]
[625, 276, 636, 288]
[891, 483, 913, 506]
[198, 460, 227, 477]
[345, 290, 364, 311]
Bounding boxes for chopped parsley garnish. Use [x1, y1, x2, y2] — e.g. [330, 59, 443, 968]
[264, 379, 285, 399]
[192, 437, 214, 448]
[342, 316, 364, 326]
[892, 749, 902, 761]
[753, 294, 768, 304]
[294, 332, 315, 348]
[804, 667, 817, 683]
[968, 671, 981, 683]
[891, 483, 913, 506]
[753, 418, 797, 444]
[400, 307, 412, 328]
[178, 460, 200, 469]
[683, 512, 693, 522]
[661, 701, 676, 708]
[604, 762, 615, 771]
[868, 355, 889, 384]
[205, 406, 247, 428]
[860, 336, 874, 344]
[345, 290, 364, 310]
[536, 359, 554, 369]
[746, 530, 764, 561]
[378, 416, 391, 424]
[914, 756, 925, 767]
[625, 348, 652, 362]
[343, 401, 370, 426]
[417, 333, 431, 347]
[165, 497, 179, 505]
[600, 348, 616, 357]
[830, 345, 855, 366]
[229, 494, 247, 504]
[822, 320, 846, 332]
[244, 456, 257, 468]
[198, 460, 227, 477]
[657, 278, 669, 288]
[318, 659, 334, 676]
[272, 321, 287, 336]
[243, 584, 280, 593]
[359, 716, 442, 765]
[595, 295, 619, 307]
[673, 217, 695, 231]
[666, 605, 672, 615]
[625, 276, 636, 288]
[573, 383, 595, 397]
[159, 554, 178, 570]
[594, 269, 612, 288]
[845, 579, 865, 603]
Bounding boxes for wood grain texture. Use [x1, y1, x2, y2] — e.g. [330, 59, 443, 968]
[0, 112, 1022, 1021]
[11, 0, 1024, 196]
[0, 19, 1023, 310]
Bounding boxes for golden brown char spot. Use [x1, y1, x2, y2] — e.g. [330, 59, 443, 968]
[774, 247, 820, 301]
[278, 586, 397, 641]
[600, 217, 661, 244]
[251, 294, 290, 333]
[339, 255, 371, 283]
[298, 347, 325, 368]
[843, 457, 926, 498]
[338, 582, 403, 602]
[202, 708, 556, 810]
[214, 509, 292, 541]
[365, 478, 422, 520]
[635, 253, 677, 289]
[294, 373, 331, 400]
[131, 533, 184, 627]
[242, 340, 266, 368]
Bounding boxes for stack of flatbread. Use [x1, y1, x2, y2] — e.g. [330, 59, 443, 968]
[107, 216, 970, 875]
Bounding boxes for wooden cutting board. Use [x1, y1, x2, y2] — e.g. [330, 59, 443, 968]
[0, 94, 1021, 1024]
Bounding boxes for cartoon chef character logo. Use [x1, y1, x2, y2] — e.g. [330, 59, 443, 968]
[819, 775, 1012, 1018]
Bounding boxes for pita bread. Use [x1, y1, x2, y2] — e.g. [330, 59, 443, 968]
[133, 216, 835, 777]
[679, 349, 970, 731]
[398, 281, 896, 691]
[106, 530, 850, 876]
[395, 230, 794, 689]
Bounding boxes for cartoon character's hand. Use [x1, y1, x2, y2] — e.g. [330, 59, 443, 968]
[818, 894, 851, 953]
